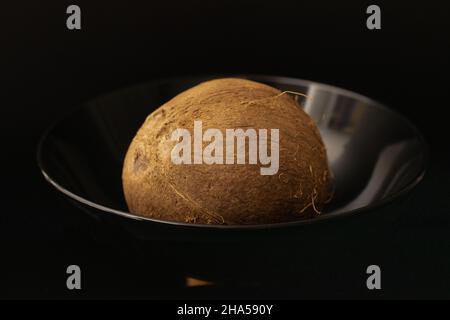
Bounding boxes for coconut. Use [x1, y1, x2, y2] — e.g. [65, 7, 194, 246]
[122, 78, 332, 225]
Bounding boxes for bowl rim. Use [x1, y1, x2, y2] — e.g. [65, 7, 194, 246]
[36, 74, 430, 230]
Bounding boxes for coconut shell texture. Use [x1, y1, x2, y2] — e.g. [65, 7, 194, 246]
[122, 78, 332, 225]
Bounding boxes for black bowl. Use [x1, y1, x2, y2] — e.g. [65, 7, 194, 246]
[37, 75, 428, 282]
[37, 75, 427, 230]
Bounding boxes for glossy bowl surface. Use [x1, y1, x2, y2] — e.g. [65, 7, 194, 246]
[37, 75, 428, 236]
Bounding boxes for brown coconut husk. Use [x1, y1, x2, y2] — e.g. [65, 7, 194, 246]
[122, 78, 332, 225]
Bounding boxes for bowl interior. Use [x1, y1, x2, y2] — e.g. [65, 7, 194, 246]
[38, 75, 427, 227]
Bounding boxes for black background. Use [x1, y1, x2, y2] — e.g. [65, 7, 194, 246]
[1, 1, 449, 299]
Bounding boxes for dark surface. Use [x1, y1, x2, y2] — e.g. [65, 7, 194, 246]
[1, 1, 449, 299]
